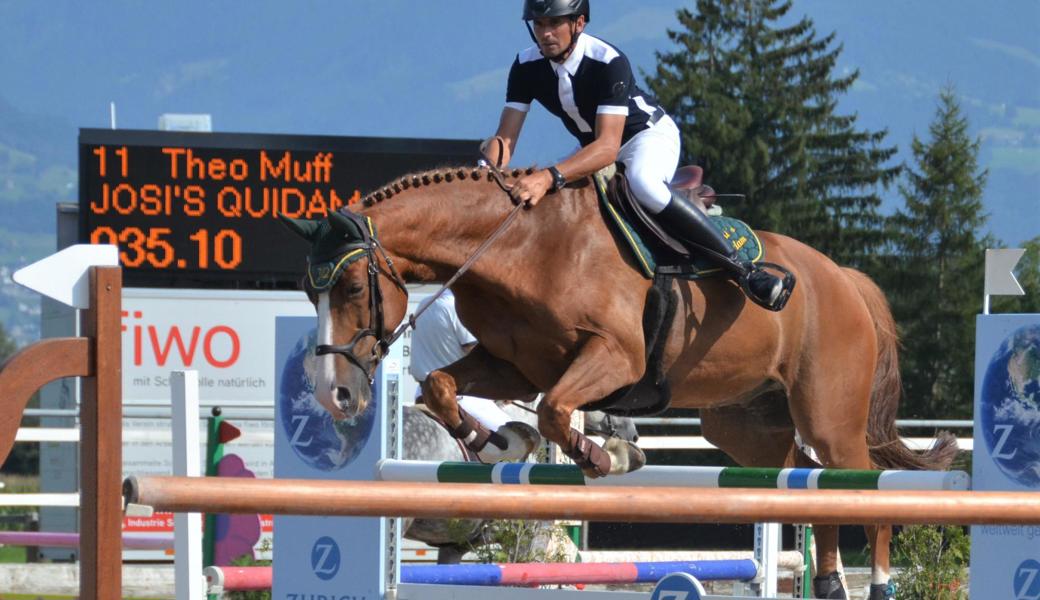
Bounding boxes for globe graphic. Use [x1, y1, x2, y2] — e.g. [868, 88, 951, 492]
[980, 323, 1040, 488]
[278, 328, 377, 471]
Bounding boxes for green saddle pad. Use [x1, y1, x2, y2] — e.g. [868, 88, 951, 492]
[595, 172, 764, 280]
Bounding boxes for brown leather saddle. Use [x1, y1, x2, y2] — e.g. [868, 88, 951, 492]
[605, 164, 719, 266]
[584, 166, 724, 417]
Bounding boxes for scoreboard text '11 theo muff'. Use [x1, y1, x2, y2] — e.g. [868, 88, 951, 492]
[78, 129, 478, 288]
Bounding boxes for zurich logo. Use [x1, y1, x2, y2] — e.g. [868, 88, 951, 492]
[1016, 559, 1040, 600]
[311, 536, 342, 580]
[652, 572, 704, 600]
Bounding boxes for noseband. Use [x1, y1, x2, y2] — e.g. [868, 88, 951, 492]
[307, 211, 407, 382]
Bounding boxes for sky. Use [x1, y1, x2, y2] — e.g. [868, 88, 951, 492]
[0, 0, 1037, 243]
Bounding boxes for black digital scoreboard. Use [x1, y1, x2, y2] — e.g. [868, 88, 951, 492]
[79, 129, 478, 288]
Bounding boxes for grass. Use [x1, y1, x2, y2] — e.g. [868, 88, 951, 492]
[0, 475, 39, 564]
[0, 546, 26, 563]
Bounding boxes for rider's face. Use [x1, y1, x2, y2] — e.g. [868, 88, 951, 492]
[532, 16, 584, 59]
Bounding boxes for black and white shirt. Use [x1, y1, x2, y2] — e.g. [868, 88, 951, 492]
[506, 33, 665, 148]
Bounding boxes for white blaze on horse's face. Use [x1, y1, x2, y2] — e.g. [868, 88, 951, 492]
[314, 291, 372, 421]
[315, 292, 344, 420]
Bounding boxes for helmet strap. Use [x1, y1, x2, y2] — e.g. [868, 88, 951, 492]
[525, 21, 538, 45]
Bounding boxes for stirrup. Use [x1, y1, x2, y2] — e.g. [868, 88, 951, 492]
[739, 262, 796, 311]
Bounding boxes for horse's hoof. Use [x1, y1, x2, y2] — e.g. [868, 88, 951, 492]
[812, 571, 847, 599]
[477, 421, 541, 462]
[868, 582, 895, 600]
[603, 438, 646, 475]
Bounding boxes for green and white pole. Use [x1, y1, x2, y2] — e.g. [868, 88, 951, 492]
[376, 460, 971, 491]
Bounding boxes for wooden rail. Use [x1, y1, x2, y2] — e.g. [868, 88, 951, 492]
[124, 475, 1040, 526]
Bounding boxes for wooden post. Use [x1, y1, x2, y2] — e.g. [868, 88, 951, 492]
[78, 266, 122, 600]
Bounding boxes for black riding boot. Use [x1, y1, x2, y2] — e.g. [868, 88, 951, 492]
[656, 192, 786, 310]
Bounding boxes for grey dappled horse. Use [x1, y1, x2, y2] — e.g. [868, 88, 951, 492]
[402, 401, 637, 564]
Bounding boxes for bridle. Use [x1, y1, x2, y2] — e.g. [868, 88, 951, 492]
[308, 210, 408, 382]
[310, 154, 523, 383]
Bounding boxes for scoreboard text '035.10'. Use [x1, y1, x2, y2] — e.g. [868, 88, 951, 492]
[78, 129, 478, 288]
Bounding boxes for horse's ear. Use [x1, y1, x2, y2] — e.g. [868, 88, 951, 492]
[328, 209, 362, 238]
[279, 215, 322, 242]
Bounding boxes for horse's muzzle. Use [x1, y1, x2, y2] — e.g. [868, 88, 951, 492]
[335, 385, 360, 417]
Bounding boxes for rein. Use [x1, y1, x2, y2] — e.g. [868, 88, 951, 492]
[394, 202, 525, 340]
[384, 145, 522, 343]
[318, 153, 524, 381]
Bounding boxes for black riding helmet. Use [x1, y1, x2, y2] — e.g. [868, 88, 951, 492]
[522, 0, 590, 22]
[522, 0, 590, 60]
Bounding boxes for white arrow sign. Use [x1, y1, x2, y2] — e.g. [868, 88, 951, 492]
[984, 248, 1026, 297]
[12, 244, 119, 309]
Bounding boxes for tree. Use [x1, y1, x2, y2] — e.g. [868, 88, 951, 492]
[887, 87, 988, 418]
[646, 0, 899, 269]
[0, 322, 14, 363]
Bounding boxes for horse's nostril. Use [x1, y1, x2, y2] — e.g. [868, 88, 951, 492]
[336, 386, 352, 410]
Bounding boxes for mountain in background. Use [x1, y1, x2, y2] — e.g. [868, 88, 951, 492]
[0, 1, 1037, 344]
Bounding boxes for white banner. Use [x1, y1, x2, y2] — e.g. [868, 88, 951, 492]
[122, 288, 315, 404]
[970, 313, 1040, 600]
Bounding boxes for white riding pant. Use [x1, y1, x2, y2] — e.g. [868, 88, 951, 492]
[615, 114, 682, 214]
[414, 387, 510, 431]
[458, 395, 510, 430]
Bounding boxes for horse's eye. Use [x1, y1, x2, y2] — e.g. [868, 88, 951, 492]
[347, 283, 365, 297]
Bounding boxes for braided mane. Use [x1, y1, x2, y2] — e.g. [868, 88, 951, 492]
[361, 165, 537, 207]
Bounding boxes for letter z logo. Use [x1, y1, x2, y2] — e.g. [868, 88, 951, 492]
[311, 536, 341, 581]
[290, 414, 314, 447]
[992, 423, 1018, 460]
[1016, 559, 1040, 600]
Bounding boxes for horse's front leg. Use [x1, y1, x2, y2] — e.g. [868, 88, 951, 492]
[422, 344, 541, 462]
[538, 335, 646, 477]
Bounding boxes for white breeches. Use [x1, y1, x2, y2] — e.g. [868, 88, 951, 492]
[415, 387, 511, 431]
[457, 395, 511, 431]
[615, 114, 682, 214]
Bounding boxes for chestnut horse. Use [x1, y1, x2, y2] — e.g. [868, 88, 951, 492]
[283, 166, 956, 600]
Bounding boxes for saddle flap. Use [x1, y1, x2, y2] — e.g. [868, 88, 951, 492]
[606, 174, 690, 260]
[595, 169, 765, 280]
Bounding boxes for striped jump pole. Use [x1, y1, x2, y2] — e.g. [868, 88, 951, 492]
[206, 560, 758, 592]
[376, 459, 971, 490]
[205, 566, 272, 594]
[0, 531, 173, 551]
[401, 559, 758, 586]
[124, 476, 1040, 526]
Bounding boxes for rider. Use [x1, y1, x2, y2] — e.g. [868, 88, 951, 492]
[484, 0, 788, 311]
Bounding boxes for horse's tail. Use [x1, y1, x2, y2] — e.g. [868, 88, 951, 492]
[841, 267, 959, 471]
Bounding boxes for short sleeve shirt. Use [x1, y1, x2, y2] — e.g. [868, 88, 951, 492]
[505, 33, 664, 147]
[408, 290, 477, 382]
